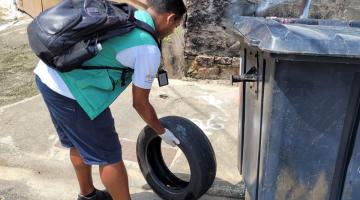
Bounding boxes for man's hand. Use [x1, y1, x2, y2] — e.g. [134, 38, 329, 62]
[159, 128, 180, 147]
[132, 84, 165, 134]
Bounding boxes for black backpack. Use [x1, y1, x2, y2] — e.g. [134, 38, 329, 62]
[27, 0, 160, 84]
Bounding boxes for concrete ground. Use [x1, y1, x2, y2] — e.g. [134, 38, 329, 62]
[0, 10, 39, 107]
[0, 79, 244, 200]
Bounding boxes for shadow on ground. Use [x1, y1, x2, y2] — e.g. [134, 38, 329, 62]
[140, 173, 245, 200]
[131, 192, 161, 200]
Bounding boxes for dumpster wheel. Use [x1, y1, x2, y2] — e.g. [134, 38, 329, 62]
[136, 116, 217, 200]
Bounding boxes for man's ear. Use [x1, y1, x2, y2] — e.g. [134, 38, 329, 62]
[166, 13, 177, 24]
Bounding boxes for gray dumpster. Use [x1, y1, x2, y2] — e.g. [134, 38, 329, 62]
[231, 17, 360, 200]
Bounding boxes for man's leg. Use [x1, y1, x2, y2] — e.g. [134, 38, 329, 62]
[99, 161, 131, 200]
[70, 148, 95, 196]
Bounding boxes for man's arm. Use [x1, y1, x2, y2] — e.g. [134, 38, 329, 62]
[132, 84, 165, 135]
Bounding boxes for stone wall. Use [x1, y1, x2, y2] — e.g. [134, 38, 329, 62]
[182, 0, 360, 80]
[183, 0, 241, 80]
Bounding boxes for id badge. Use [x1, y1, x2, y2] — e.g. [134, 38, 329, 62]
[158, 69, 169, 87]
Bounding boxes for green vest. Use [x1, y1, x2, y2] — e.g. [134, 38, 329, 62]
[59, 10, 158, 120]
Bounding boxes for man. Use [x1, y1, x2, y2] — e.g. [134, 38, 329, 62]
[33, 0, 187, 199]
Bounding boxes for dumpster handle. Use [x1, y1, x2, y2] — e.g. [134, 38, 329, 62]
[231, 67, 258, 85]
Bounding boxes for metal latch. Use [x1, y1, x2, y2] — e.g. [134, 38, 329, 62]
[231, 67, 258, 85]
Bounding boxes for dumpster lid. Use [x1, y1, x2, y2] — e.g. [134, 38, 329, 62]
[233, 17, 360, 58]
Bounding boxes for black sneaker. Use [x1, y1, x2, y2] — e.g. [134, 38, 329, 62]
[77, 189, 113, 200]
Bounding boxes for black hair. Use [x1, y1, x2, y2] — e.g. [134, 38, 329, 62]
[147, 0, 187, 19]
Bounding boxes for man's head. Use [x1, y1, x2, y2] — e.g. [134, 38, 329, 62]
[147, 0, 187, 39]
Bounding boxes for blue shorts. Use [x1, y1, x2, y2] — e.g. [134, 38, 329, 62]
[35, 75, 122, 165]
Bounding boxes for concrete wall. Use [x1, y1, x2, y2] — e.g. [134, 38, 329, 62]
[182, 0, 360, 79]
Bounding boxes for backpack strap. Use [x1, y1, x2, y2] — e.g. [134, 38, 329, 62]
[78, 18, 161, 87]
[98, 19, 161, 50]
[134, 19, 161, 49]
[76, 8, 160, 87]
[109, 3, 161, 49]
[77, 66, 134, 87]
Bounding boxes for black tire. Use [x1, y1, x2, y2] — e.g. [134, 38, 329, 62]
[136, 116, 217, 200]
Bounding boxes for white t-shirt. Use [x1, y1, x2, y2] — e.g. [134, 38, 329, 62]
[34, 45, 161, 99]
